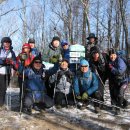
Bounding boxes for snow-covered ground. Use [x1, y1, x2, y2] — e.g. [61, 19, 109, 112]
[1, 79, 130, 130]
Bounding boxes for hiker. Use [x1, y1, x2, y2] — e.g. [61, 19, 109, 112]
[108, 48, 128, 114]
[61, 40, 77, 74]
[22, 56, 53, 114]
[89, 46, 109, 105]
[0, 37, 16, 106]
[42, 36, 62, 66]
[28, 38, 41, 57]
[42, 37, 62, 97]
[49, 59, 74, 108]
[73, 59, 102, 113]
[61, 40, 69, 61]
[16, 43, 34, 101]
[85, 33, 99, 60]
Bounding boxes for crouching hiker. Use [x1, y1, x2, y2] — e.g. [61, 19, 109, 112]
[73, 59, 102, 113]
[22, 56, 54, 114]
[49, 59, 74, 109]
[108, 48, 128, 114]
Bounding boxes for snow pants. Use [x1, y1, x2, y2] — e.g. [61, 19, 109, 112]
[0, 74, 7, 106]
[54, 92, 75, 107]
[23, 94, 54, 109]
[109, 82, 128, 108]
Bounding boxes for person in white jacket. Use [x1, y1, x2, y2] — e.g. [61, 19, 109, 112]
[0, 37, 16, 107]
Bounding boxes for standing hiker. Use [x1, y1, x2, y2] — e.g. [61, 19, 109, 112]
[89, 46, 109, 106]
[85, 33, 99, 61]
[0, 37, 16, 106]
[108, 48, 128, 114]
[16, 43, 34, 101]
[28, 38, 41, 57]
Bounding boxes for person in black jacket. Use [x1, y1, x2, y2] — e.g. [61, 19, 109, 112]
[85, 33, 99, 60]
[89, 46, 109, 109]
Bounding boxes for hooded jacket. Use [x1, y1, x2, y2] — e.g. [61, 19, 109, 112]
[24, 65, 46, 102]
[42, 42, 61, 64]
[0, 46, 16, 74]
[109, 56, 127, 85]
[74, 69, 98, 96]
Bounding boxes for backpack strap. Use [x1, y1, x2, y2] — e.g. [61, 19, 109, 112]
[78, 71, 92, 92]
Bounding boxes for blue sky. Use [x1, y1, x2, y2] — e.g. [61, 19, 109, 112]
[0, 0, 52, 55]
[0, 0, 130, 55]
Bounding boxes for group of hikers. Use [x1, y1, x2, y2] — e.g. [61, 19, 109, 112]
[0, 33, 129, 115]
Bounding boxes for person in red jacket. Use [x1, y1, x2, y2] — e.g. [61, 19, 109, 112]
[16, 43, 34, 102]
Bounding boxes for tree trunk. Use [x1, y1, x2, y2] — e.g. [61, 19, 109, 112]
[107, 0, 113, 49]
[21, 0, 27, 43]
[119, 0, 129, 58]
[81, 0, 90, 45]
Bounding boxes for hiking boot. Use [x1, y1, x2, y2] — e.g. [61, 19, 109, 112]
[94, 107, 100, 113]
[22, 108, 32, 115]
[115, 108, 121, 115]
[33, 105, 41, 112]
[122, 99, 128, 108]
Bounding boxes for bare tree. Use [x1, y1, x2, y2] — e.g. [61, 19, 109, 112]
[0, 0, 6, 4]
[118, 0, 129, 58]
[107, 0, 113, 49]
[21, 0, 27, 43]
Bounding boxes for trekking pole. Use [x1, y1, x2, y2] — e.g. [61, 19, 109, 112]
[6, 65, 12, 110]
[19, 66, 25, 116]
[70, 76, 77, 109]
[88, 97, 129, 112]
[95, 69, 106, 91]
[53, 72, 58, 106]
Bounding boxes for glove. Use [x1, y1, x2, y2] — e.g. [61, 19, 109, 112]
[109, 64, 113, 69]
[49, 56, 58, 63]
[76, 95, 82, 100]
[82, 92, 88, 101]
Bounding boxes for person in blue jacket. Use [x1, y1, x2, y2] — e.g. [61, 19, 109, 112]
[28, 38, 41, 57]
[22, 56, 53, 114]
[61, 41, 69, 61]
[108, 48, 128, 114]
[73, 59, 101, 113]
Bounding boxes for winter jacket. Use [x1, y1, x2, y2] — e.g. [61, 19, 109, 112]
[24, 67, 47, 102]
[109, 56, 127, 85]
[85, 43, 99, 60]
[89, 53, 109, 83]
[16, 53, 34, 75]
[61, 48, 69, 61]
[42, 43, 61, 64]
[74, 69, 98, 96]
[49, 68, 73, 94]
[0, 48, 16, 74]
[31, 48, 40, 57]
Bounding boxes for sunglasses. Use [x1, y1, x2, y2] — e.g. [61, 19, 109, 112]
[63, 44, 68, 46]
[34, 61, 42, 64]
[81, 66, 88, 68]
